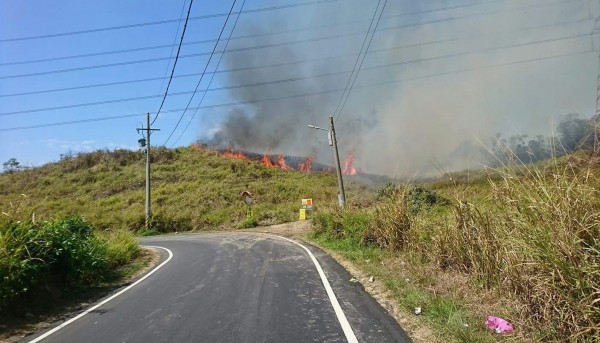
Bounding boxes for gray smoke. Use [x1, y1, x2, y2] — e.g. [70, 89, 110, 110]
[201, 0, 599, 177]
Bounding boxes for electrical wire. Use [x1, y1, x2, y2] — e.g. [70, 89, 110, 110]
[150, 0, 189, 118]
[0, 32, 592, 117]
[162, 0, 238, 146]
[335, 0, 387, 120]
[331, 0, 381, 120]
[1, 17, 589, 98]
[172, 0, 247, 146]
[0, 0, 586, 80]
[151, 0, 195, 125]
[1, 48, 592, 133]
[0, 0, 339, 43]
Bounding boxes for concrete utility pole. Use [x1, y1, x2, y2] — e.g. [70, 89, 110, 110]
[137, 113, 160, 230]
[329, 116, 346, 209]
[308, 117, 347, 210]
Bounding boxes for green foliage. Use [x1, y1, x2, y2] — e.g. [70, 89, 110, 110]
[489, 113, 597, 165]
[406, 186, 449, 214]
[239, 217, 258, 229]
[0, 215, 139, 312]
[2, 158, 21, 174]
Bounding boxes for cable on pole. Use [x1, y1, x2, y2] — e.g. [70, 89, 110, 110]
[336, 0, 388, 121]
[0, 48, 593, 133]
[0, 32, 592, 117]
[151, 0, 195, 125]
[162, 0, 238, 146]
[331, 0, 382, 120]
[172, 0, 247, 147]
[150, 0, 189, 118]
[0, 17, 589, 98]
[0, 1, 588, 80]
[0, 0, 339, 43]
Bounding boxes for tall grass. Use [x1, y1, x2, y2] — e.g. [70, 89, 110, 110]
[312, 156, 600, 341]
[0, 215, 139, 313]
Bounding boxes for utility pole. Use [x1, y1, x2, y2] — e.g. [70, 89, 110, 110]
[329, 116, 346, 209]
[137, 113, 160, 230]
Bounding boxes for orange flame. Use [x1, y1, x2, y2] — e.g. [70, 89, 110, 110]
[261, 151, 275, 167]
[342, 154, 357, 175]
[276, 154, 293, 170]
[298, 155, 313, 172]
[223, 149, 249, 160]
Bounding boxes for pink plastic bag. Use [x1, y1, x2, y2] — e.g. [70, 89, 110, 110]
[486, 316, 514, 334]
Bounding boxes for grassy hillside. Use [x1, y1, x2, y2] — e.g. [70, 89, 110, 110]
[0, 146, 371, 232]
[310, 152, 600, 342]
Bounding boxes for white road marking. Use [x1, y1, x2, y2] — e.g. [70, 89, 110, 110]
[276, 235, 359, 343]
[28, 246, 173, 343]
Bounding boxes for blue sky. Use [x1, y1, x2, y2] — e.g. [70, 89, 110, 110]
[1, 0, 598, 175]
[0, 0, 294, 166]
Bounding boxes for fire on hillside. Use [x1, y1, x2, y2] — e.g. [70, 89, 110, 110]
[191, 144, 362, 175]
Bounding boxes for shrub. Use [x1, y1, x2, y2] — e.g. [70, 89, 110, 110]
[0, 215, 139, 312]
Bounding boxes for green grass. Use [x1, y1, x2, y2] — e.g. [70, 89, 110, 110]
[309, 232, 496, 343]
[0, 147, 370, 233]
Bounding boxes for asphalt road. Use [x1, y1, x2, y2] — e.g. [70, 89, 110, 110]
[24, 233, 411, 343]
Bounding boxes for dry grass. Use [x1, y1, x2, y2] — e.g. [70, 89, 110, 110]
[313, 152, 600, 341]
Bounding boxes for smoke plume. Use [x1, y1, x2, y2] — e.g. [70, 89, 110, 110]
[200, 0, 598, 177]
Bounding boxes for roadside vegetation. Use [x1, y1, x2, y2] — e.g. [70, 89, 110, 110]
[310, 151, 600, 342]
[0, 214, 139, 318]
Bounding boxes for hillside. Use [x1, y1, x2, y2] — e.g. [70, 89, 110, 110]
[0, 146, 372, 232]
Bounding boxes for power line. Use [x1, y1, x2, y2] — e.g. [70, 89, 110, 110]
[1, 17, 588, 98]
[172, 0, 247, 146]
[0, 32, 592, 117]
[0, 0, 586, 80]
[331, 0, 381, 120]
[2, 48, 592, 133]
[335, 0, 388, 120]
[150, 0, 189, 117]
[152, 0, 195, 125]
[162, 0, 239, 146]
[0, 0, 495, 66]
[0, 32, 362, 80]
[0, 0, 339, 43]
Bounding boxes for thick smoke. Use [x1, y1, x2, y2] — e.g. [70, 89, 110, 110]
[202, 0, 598, 177]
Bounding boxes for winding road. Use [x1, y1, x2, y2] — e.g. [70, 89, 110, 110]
[25, 233, 411, 343]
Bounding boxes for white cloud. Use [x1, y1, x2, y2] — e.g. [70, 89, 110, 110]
[44, 139, 138, 153]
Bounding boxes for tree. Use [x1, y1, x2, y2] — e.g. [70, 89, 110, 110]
[557, 113, 593, 152]
[3, 158, 21, 173]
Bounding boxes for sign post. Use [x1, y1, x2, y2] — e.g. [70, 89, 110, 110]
[241, 190, 253, 219]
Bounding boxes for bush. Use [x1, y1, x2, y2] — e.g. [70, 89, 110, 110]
[0, 215, 139, 312]
[239, 217, 258, 229]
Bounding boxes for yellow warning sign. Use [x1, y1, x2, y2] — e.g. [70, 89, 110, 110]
[299, 209, 307, 220]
